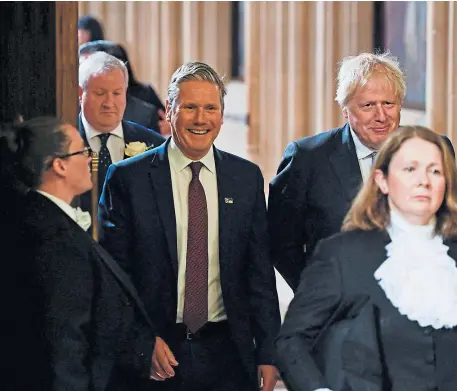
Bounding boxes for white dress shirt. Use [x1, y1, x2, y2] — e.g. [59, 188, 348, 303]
[36, 190, 77, 221]
[350, 127, 377, 183]
[82, 113, 125, 163]
[168, 139, 227, 323]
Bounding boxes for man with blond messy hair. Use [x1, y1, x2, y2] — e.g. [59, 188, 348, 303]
[268, 52, 406, 291]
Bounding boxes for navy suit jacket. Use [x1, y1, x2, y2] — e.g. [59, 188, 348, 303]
[267, 123, 455, 291]
[78, 115, 165, 214]
[98, 140, 281, 381]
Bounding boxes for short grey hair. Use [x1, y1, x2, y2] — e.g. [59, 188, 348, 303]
[79, 51, 128, 91]
[167, 61, 227, 111]
[335, 52, 406, 107]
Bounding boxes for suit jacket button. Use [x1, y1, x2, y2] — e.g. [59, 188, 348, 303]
[426, 352, 435, 364]
[124, 298, 132, 306]
[423, 327, 433, 336]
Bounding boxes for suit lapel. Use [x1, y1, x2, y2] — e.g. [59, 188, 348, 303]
[122, 120, 133, 159]
[29, 192, 154, 326]
[149, 141, 179, 277]
[214, 148, 237, 278]
[122, 121, 159, 159]
[328, 124, 363, 203]
[79, 114, 90, 148]
[92, 242, 153, 327]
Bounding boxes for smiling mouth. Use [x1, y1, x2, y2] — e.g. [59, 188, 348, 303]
[188, 129, 209, 135]
[372, 126, 389, 132]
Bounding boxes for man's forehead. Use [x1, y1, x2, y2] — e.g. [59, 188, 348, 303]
[178, 79, 220, 89]
[176, 81, 221, 100]
[87, 69, 126, 85]
[352, 82, 397, 99]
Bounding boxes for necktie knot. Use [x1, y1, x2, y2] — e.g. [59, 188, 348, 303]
[189, 162, 203, 178]
[370, 151, 377, 165]
[98, 133, 111, 147]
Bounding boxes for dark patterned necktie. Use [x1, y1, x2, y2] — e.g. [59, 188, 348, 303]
[97, 133, 112, 197]
[183, 162, 208, 333]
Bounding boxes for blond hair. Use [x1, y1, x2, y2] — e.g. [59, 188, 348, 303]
[343, 126, 457, 238]
[335, 52, 406, 107]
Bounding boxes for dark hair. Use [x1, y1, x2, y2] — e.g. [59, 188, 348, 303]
[0, 117, 70, 191]
[77, 15, 105, 42]
[79, 40, 139, 87]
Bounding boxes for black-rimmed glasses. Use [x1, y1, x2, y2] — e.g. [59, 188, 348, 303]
[45, 147, 96, 169]
[56, 146, 95, 159]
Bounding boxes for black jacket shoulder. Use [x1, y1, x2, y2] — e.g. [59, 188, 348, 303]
[294, 125, 346, 154]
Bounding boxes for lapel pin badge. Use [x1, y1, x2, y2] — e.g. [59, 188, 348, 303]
[224, 197, 234, 204]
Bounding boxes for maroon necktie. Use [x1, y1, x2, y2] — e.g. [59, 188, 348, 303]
[183, 162, 208, 333]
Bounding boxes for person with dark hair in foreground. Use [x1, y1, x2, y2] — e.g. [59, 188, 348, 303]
[0, 117, 156, 390]
[277, 126, 457, 391]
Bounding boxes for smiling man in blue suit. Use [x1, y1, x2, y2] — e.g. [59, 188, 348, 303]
[99, 61, 281, 391]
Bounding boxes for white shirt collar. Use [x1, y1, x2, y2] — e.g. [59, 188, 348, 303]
[81, 112, 124, 141]
[36, 190, 76, 222]
[168, 138, 216, 174]
[349, 126, 376, 160]
[388, 207, 436, 240]
[374, 208, 457, 330]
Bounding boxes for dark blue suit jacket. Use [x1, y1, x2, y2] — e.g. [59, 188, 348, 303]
[98, 139, 281, 381]
[268, 123, 455, 291]
[78, 115, 165, 214]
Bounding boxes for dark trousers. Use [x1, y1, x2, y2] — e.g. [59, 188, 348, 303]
[148, 321, 257, 391]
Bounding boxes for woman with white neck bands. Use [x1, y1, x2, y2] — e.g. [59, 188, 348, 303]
[276, 125, 457, 391]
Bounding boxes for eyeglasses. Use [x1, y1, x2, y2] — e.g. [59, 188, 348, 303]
[56, 146, 95, 159]
[45, 147, 96, 170]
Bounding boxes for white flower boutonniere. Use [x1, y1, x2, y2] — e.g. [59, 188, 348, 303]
[125, 141, 154, 157]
